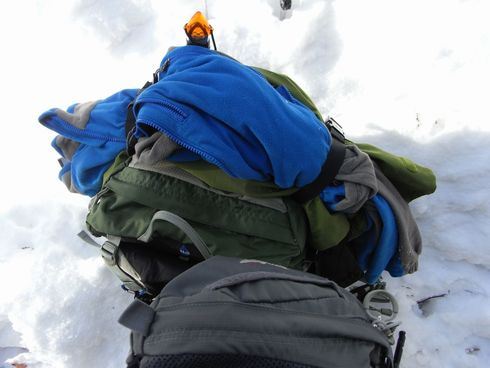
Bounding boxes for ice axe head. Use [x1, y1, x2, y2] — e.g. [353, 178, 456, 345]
[184, 11, 214, 48]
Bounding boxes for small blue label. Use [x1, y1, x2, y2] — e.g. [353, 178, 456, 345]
[179, 244, 191, 257]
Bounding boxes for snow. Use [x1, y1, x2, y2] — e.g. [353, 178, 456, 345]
[0, 0, 489, 367]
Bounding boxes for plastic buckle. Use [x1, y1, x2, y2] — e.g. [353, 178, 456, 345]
[363, 289, 400, 345]
[126, 126, 138, 156]
[349, 279, 386, 302]
[153, 58, 171, 83]
[325, 116, 345, 143]
[100, 241, 117, 266]
[135, 288, 154, 304]
[364, 289, 399, 322]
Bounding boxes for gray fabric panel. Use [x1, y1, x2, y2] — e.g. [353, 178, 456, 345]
[158, 256, 344, 301]
[334, 145, 378, 214]
[129, 332, 145, 361]
[144, 303, 389, 367]
[134, 132, 180, 163]
[205, 271, 342, 294]
[55, 135, 80, 160]
[119, 299, 155, 336]
[160, 288, 351, 318]
[142, 257, 392, 366]
[145, 329, 374, 367]
[54, 100, 99, 130]
[60, 169, 79, 194]
[374, 163, 422, 273]
[159, 256, 320, 298]
[156, 257, 370, 322]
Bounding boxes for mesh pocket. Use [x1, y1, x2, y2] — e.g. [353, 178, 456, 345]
[140, 353, 318, 368]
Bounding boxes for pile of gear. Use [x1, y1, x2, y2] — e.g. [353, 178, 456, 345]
[39, 11, 435, 368]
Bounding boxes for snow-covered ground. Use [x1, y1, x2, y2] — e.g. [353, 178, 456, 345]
[0, 0, 489, 367]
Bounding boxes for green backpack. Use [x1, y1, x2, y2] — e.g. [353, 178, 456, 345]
[87, 154, 308, 296]
[85, 67, 436, 299]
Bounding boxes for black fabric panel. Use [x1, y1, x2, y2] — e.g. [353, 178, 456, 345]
[119, 240, 200, 294]
[314, 242, 363, 287]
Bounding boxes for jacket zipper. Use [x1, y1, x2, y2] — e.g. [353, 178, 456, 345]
[137, 119, 226, 173]
[136, 98, 188, 122]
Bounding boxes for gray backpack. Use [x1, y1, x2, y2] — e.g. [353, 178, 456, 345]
[119, 256, 394, 368]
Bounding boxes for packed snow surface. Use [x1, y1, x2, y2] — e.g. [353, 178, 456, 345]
[0, 0, 489, 367]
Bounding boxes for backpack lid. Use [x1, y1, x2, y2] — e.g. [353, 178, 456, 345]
[120, 256, 393, 368]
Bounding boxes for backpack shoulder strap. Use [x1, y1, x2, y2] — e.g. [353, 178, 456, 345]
[126, 81, 153, 155]
[293, 118, 347, 204]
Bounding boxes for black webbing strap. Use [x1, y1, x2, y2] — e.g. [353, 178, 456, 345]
[293, 134, 346, 204]
[126, 81, 153, 155]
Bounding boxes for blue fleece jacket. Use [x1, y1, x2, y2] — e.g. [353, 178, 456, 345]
[321, 184, 404, 283]
[39, 89, 136, 196]
[134, 46, 331, 189]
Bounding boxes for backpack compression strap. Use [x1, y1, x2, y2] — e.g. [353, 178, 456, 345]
[125, 77, 346, 205]
[100, 211, 212, 295]
[138, 210, 211, 259]
[126, 81, 153, 155]
[293, 117, 346, 204]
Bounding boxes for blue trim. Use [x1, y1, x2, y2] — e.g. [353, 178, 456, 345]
[320, 184, 404, 284]
[40, 110, 126, 144]
[319, 184, 345, 211]
[58, 161, 71, 179]
[364, 195, 399, 284]
[51, 136, 64, 157]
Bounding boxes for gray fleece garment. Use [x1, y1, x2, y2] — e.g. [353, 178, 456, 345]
[54, 101, 99, 194]
[133, 132, 180, 163]
[373, 163, 421, 273]
[334, 145, 421, 273]
[334, 146, 378, 214]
